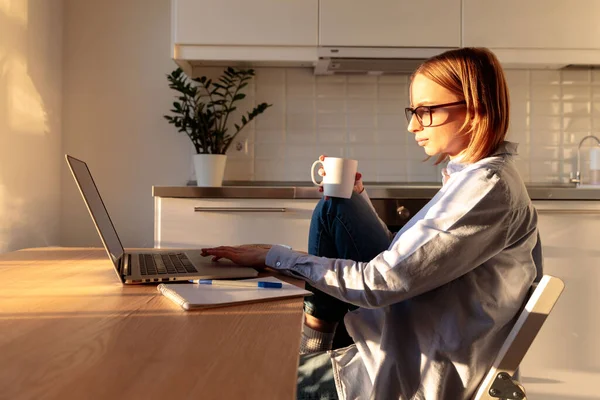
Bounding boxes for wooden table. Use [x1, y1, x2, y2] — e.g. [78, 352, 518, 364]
[0, 248, 305, 400]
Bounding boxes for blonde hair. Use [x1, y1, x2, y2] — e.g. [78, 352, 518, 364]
[412, 47, 510, 164]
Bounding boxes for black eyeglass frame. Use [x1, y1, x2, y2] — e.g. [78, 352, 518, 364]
[404, 100, 467, 127]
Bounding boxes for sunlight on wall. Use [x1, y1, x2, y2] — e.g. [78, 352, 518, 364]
[6, 55, 48, 135]
[0, 184, 26, 251]
[0, 0, 46, 135]
[0, 0, 60, 253]
[0, 0, 27, 26]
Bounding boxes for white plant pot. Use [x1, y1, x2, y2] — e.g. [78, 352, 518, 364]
[193, 154, 227, 187]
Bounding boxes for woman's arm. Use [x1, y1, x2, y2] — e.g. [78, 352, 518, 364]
[266, 168, 531, 308]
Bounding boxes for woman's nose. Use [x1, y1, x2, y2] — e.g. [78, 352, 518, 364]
[407, 114, 423, 134]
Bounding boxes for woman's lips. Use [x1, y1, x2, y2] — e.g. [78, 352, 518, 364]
[416, 138, 429, 146]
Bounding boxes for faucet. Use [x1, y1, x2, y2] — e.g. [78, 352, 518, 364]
[569, 134, 600, 186]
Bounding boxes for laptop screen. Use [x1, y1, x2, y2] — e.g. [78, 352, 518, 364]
[66, 155, 125, 269]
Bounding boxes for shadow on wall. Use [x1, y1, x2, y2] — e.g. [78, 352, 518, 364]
[0, 0, 61, 253]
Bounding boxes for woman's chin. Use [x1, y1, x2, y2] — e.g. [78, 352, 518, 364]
[423, 147, 439, 157]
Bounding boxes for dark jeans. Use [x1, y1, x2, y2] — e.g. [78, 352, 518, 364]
[297, 193, 391, 400]
[303, 192, 391, 324]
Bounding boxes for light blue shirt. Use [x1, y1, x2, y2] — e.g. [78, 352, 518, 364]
[266, 141, 543, 399]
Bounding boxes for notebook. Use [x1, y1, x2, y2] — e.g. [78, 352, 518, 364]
[157, 276, 312, 310]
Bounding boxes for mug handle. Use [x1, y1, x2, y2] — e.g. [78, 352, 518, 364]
[311, 160, 324, 186]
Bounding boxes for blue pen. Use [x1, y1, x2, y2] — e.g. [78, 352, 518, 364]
[189, 279, 283, 289]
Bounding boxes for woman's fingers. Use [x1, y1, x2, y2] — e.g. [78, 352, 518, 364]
[319, 154, 326, 162]
[200, 245, 269, 270]
[202, 246, 234, 257]
[353, 171, 364, 194]
[318, 167, 326, 177]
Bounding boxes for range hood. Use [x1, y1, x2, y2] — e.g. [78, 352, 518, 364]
[313, 46, 600, 75]
[314, 47, 454, 75]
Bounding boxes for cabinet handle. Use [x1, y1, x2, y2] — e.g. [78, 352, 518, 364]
[537, 209, 600, 215]
[194, 207, 287, 213]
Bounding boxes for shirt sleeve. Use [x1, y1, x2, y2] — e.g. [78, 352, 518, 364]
[265, 167, 514, 308]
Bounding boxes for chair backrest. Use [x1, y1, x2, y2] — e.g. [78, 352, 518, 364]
[473, 275, 565, 400]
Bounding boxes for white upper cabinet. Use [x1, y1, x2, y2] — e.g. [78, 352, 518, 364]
[463, 0, 600, 49]
[319, 0, 461, 47]
[173, 0, 318, 47]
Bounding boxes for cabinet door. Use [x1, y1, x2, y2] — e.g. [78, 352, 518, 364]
[463, 0, 600, 49]
[520, 201, 600, 398]
[173, 0, 318, 46]
[319, 0, 461, 47]
[155, 197, 319, 251]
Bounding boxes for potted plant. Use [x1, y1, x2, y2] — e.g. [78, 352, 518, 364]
[164, 67, 271, 186]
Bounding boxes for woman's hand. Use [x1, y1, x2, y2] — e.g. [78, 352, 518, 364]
[201, 244, 272, 270]
[317, 154, 364, 199]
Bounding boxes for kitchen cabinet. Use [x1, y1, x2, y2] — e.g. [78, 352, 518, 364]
[463, 0, 600, 50]
[154, 197, 319, 251]
[172, 0, 318, 47]
[520, 201, 600, 399]
[319, 0, 461, 47]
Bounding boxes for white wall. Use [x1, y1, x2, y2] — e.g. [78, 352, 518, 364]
[60, 0, 600, 248]
[0, 0, 63, 253]
[61, 0, 190, 249]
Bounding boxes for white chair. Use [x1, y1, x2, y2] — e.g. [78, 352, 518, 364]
[473, 275, 565, 400]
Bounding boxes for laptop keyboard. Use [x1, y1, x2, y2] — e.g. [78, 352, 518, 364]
[138, 253, 198, 275]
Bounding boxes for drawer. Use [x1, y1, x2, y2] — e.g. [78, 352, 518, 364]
[155, 197, 319, 251]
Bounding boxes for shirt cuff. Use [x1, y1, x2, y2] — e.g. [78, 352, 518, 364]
[266, 244, 297, 270]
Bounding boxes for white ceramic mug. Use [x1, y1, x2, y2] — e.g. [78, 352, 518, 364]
[311, 157, 358, 199]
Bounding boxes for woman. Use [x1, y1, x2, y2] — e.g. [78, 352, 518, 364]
[202, 47, 543, 400]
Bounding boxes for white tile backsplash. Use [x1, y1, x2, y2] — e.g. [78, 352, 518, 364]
[286, 129, 316, 144]
[348, 128, 377, 144]
[347, 83, 377, 99]
[378, 84, 408, 100]
[217, 68, 600, 183]
[531, 70, 561, 85]
[531, 85, 561, 101]
[531, 101, 560, 116]
[562, 85, 591, 101]
[317, 113, 346, 129]
[563, 101, 591, 116]
[561, 70, 591, 84]
[563, 117, 592, 132]
[317, 128, 346, 144]
[286, 113, 315, 131]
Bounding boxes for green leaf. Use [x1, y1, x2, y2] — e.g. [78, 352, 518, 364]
[212, 82, 228, 90]
[165, 66, 271, 154]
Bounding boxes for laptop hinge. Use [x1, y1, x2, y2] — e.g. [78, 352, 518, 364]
[119, 254, 132, 277]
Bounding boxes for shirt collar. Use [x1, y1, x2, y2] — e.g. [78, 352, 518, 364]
[441, 141, 519, 182]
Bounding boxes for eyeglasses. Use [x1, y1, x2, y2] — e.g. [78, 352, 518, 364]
[404, 100, 467, 127]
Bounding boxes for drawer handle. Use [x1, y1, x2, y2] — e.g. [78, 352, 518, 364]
[537, 209, 600, 215]
[194, 207, 287, 213]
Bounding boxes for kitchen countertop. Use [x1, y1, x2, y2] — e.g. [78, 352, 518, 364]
[152, 182, 600, 200]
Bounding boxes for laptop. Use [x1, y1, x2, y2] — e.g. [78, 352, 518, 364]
[65, 155, 258, 284]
